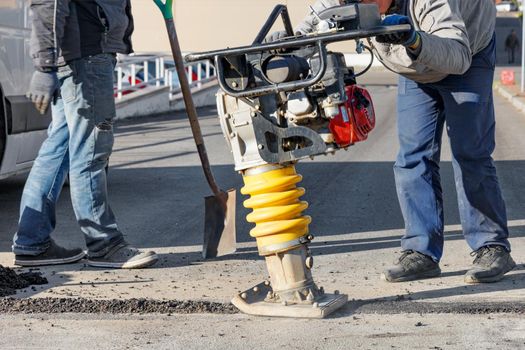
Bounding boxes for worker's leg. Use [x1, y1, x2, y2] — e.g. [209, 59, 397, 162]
[394, 77, 446, 262]
[439, 38, 510, 252]
[383, 77, 445, 282]
[64, 54, 157, 269]
[13, 99, 71, 255]
[62, 54, 124, 256]
[439, 36, 515, 283]
[13, 70, 85, 266]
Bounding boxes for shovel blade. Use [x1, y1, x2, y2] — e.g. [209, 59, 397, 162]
[203, 189, 236, 259]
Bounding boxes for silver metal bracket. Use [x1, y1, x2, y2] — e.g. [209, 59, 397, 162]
[232, 282, 348, 318]
[252, 112, 328, 164]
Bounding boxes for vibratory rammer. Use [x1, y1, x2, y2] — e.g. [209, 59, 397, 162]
[186, 2, 409, 318]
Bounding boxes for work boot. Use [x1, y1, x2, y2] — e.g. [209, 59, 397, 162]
[14, 240, 85, 267]
[381, 250, 441, 283]
[464, 245, 516, 284]
[87, 242, 158, 269]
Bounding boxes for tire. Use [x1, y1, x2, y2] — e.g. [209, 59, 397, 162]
[0, 86, 6, 167]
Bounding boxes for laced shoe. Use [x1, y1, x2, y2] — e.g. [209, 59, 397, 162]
[381, 250, 441, 283]
[464, 245, 516, 284]
[87, 242, 158, 269]
[14, 240, 85, 267]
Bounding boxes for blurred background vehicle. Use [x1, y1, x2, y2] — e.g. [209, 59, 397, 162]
[496, 1, 519, 12]
[0, 0, 50, 181]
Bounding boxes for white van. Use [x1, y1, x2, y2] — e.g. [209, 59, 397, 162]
[0, 0, 50, 180]
[496, 1, 519, 12]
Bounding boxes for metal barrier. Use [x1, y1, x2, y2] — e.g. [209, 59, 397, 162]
[114, 54, 216, 100]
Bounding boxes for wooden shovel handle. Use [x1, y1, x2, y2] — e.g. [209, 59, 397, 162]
[164, 18, 222, 198]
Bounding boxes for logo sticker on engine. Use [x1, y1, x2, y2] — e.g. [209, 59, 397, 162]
[340, 107, 350, 123]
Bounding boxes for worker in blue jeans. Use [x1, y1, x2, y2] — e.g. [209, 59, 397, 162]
[291, 0, 516, 283]
[392, 35, 514, 283]
[13, 0, 158, 269]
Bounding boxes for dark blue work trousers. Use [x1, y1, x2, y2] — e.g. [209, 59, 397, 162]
[394, 37, 510, 262]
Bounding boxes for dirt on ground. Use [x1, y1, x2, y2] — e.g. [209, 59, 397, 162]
[0, 297, 238, 314]
[349, 300, 525, 315]
[1, 264, 524, 317]
[2, 293, 525, 316]
[0, 265, 48, 297]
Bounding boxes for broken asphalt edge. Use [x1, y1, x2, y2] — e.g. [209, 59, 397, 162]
[1, 297, 525, 316]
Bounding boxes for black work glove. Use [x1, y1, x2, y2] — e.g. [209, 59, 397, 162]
[27, 70, 59, 115]
[376, 15, 418, 47]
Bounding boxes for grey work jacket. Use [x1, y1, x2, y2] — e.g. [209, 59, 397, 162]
[298, 0, 496, 83]
[30, 0, 134, 71]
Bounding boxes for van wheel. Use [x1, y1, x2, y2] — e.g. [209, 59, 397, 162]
[0, 87, 6, 167]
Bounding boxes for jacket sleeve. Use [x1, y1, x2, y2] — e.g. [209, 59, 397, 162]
[123, 0, 134, 54]
[30, 0, 71, 71]
[411, 0, 472, 75]
[295, 0, 342, 34]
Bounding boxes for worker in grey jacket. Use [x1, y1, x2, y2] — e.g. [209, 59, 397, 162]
[289, 0, 516, 283]
[13, 0, 158, 269]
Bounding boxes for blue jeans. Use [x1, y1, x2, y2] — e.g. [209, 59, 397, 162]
[394, 37, 510, 262]
[13, 54, 123, 257]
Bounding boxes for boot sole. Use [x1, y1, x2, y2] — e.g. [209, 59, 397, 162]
[14, 251, 86, 267]
[464, 261, 517, 284]
[87, 253, 158, 269]
[381, 267, 442, 283]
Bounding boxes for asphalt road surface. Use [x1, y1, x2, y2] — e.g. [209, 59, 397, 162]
[1, 70, 525, 349]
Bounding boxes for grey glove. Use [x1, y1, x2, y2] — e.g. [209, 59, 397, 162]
[264, 30, 290, 43]
[264, 31, 289, 54]
[27, 70, 59, 115]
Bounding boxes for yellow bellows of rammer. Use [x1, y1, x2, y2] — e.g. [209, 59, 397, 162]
[241, 165, 311, 253]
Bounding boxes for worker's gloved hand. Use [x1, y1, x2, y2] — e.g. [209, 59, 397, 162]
[376, 15, 418, 47]
[264, 30, 290, 43]
[27, 70, 59, 115]
[264, 30, 295, 54]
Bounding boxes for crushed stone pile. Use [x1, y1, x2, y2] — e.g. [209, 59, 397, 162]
[0, 265, 48, 297]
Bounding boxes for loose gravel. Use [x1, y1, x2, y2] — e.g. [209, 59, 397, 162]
[1, 297, 524, 316]
[0, 297, 238, 314]
[352, 300, 525, 315]
[2, 265, 523, 316]
[0, 265, 48, 297]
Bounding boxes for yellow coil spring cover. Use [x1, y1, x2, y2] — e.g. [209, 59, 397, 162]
[242, 166, 311, 250]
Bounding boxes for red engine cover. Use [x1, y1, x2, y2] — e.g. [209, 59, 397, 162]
[328, 85, 376, 147]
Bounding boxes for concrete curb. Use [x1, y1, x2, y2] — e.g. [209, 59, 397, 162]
[115, 81, 218, 120]
[494, 82, 525, 113]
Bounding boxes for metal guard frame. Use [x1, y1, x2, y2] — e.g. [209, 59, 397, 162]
[185, 4, 410, 98]
[187, 25, 409, 98]
[252, 4, 295, 45]
[214, 42, 327, 98]
[186, 24, 410, 62]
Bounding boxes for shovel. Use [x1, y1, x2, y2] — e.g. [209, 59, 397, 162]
[153, 0, 236, 258]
